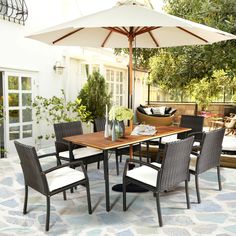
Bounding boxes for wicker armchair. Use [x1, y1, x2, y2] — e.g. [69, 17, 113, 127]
[14, 141, 92, 231]
[123, 136, 194, 227]
[53, 121, 104, 169]
[94, 118, 142, 175]
[189, 128, 225, 203]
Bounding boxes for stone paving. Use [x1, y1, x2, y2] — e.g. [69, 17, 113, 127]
[0, 153, 236, 236]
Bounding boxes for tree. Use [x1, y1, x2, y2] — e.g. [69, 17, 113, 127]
[187, 70, 236, 110]
[147, 0, 236, 95]
[78, 71, 111, 121]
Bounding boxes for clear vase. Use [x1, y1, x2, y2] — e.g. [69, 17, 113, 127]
[111, 120, 117, 141]
[118, 121, 125, 138]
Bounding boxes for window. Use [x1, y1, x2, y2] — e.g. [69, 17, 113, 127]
[106, 68, 126, 106]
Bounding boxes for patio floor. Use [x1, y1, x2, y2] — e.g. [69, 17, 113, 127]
[0, 152, 236, 236]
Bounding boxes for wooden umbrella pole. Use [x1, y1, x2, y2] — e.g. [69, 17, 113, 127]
[129, 36, 133, 160]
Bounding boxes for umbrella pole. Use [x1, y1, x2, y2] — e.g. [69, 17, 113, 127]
[129, 37, 134, 161]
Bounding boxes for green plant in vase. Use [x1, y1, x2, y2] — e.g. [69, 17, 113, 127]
[109, 106, 133, 140]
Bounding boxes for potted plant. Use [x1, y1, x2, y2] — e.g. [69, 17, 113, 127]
[78, 71, 111, 123]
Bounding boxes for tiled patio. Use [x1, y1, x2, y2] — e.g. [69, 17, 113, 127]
[1, 153, 236, 236]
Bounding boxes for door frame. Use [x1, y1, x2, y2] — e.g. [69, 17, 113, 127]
[1, 68, 38, 154]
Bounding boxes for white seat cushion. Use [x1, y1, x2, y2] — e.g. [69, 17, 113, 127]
[59, 147, 102, 159]
[222, 136, 236, 151]
[189, 154, 198, 171]
[46, 167, 85, 192]
[193, 141, 200, 147]
[126, 162, 161, 187]
[160, 135, 178, 144]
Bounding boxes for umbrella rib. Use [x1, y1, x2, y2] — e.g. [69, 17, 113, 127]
[177, 26, 208, 43]
[101, 31, 113, 47]
[122, 27, 129, 34]
[135, 26, 161, 36]
[134, 27, 141, 34]
[103, 27, 127, 36]
[148, 31, 159, 47]
[53, 28, 84, 44]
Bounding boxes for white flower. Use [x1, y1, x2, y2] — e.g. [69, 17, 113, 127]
[109, 106, 133, 121]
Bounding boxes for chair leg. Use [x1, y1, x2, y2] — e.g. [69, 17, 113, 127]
[97, 161, 100, 169]
[139, 143, 142, 165]
[23, 185, 28, 214]
[63, 191, 67, 200]
[217, 166, 222, 191]
[120, 154, 122, 163]
[46, 196, 50, 231]
[85, 183, 92, 214]
[115, 152, 119, 176]
[123, 178, 127, 211]
[195, 174, 201, 204]
[146, 142, 150, 163]
[155, 192, 163, 227]
[185, 180, 191, 209]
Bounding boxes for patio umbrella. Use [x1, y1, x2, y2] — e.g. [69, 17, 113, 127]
[28, 0, 236, 113]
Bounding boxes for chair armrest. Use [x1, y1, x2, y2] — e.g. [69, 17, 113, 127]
[55, 140, 69, 153]
[123, 158, 161, 177]
[43, 160, 84, 174]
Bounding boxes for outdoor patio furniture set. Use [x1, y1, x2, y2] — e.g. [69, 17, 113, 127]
[14, 116, 225, 231]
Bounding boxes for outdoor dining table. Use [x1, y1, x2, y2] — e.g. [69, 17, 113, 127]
[64, 125, 191, 212]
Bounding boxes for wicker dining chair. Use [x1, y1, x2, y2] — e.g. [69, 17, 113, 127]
[53, 121, 104, 169]
[147, 114, 204, 163]
[14, 141, 92, 231]
[123, 136, 194, 227]
[94, 117, 142, 175]
[189, 128, 225, 203]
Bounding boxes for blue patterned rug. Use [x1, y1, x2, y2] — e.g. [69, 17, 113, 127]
[0, 153, 236, 236]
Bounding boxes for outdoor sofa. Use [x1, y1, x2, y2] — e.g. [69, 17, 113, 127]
[136, 105, 176, 126]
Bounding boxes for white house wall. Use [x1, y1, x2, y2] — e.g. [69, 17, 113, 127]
[0, 0, 133, 151]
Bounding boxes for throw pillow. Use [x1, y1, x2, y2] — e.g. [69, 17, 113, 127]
[143, 107, 152, 115]
[152, 106, 166, 115]
[165, 107, 172, 114]
[137, 106, 146, 114]
[140, 104, 147, 108]
[169, 108, 177, 115]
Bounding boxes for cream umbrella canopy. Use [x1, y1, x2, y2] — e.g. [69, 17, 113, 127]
[28, 0, 236, 111]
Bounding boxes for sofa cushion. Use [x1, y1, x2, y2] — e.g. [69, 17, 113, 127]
[137, 106, 146, 114]
[165, 107, 172, 114]
[169, 108, 177, 115]
[151, 106, 166, 115]
[143, 107, 153, 115]
[140, 104, 147, 108]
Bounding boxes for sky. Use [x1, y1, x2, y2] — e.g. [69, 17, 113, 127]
[75, 0, 164, 16]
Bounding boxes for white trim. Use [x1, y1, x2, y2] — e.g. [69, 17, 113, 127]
[0, 67, 39, 74]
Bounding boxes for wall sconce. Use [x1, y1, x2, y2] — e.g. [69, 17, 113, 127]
[53, 61, 65, 74]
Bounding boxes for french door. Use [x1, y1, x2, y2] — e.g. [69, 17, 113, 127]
[3, 71, 35, 153]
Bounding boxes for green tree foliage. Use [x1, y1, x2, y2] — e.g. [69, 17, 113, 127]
[148, 0, 236, 99]
[78, 71, 111, 121]
[187, 70, 236, 110]
[162, 0, 236, 74]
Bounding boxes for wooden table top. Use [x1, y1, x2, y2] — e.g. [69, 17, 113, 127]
[64, 126, 191, 150]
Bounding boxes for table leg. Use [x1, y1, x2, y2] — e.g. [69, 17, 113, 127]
[103, 150, 110, 212]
